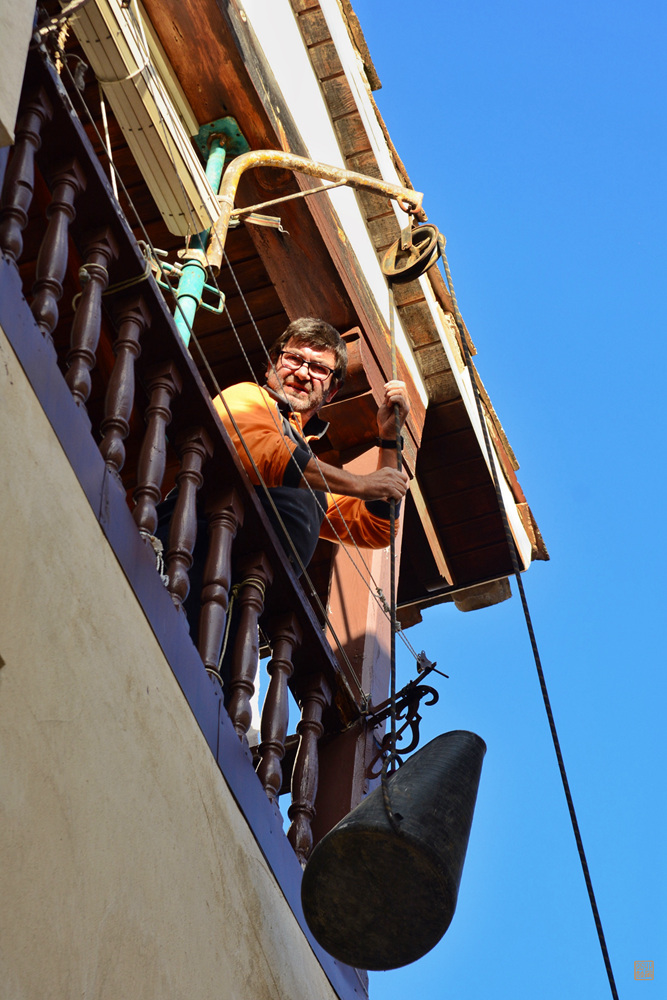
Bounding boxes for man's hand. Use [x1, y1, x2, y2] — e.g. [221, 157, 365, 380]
[302, 459, 409, 501]
[377, 380, 410, 440]
[357, 466, 410, 501]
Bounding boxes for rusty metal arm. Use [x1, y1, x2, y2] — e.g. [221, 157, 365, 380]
[205, 149, 425, 273]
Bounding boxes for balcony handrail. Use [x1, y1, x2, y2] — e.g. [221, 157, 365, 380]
[1, 47, 364, 764]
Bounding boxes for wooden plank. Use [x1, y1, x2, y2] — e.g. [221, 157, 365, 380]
[296, 8, 331, 47]
[426, 397, 471, 434]
[395, 301, 439, 348]
[289, 0, 321, 13]
[428, 484, 499, 526]
[412, 342, 452, 378]
[307, 39, 344, 81]
[419, 427, 480, 470]
[421, 370, 460, 404]
[419, 457, 490, 496]
[332, 114, 372, 157]
[391, 282, 427, 308]
[446, 541, 514, 587]
[344, 149, 382, 179]
[366, 214, 400, 251]
[240, 192, 356, 330]
[439, 512, 506, 557]
[353, 186, 392, 220]
[409, 477, 454, 583]
[320, 75, 358, 119]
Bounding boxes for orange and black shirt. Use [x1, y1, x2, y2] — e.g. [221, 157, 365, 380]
[214, 382, 395, 561]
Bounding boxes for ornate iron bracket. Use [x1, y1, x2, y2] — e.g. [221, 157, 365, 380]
[365, 652, 443, 776]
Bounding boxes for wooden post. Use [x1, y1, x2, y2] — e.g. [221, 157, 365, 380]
[0, 88, 52, 263]
[65, 227, 119, 412]
[256, 614, 302, 802]
[288, 671, 332, 864]
[99, 296, 150, 474]
[198, 489, 244, 674]
[165, 427, 213, 609]
[226, 553, 273, 744]
[132, 362, 182, 538]
[30, 159, 86, 344]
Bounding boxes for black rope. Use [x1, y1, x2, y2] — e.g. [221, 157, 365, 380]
[437, 236, 619, 1000]
[379, 284, 404, 832]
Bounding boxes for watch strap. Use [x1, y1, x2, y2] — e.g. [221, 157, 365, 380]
[377, 435, 404, 450]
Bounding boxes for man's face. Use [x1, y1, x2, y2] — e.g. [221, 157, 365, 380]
[266, 339, 338, 417]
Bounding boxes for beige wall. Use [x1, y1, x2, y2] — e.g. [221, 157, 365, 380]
[0, 0, 35, 146]
[0, 326, 338, 1000]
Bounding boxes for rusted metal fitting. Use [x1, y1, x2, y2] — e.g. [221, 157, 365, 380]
[205, 149, 425, 273]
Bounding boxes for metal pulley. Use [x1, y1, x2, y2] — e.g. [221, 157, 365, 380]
[381, 222, 441, 283]
[301, 730, 486, 970]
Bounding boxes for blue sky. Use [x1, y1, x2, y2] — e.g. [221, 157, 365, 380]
[351, 2, 665, 998]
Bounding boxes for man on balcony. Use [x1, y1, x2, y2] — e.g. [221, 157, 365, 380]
[214, 317, 410, 574]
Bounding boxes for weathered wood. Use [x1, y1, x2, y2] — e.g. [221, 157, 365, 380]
[65, 228, 118, 410]
[99, 296, 150, 474]
[332, 114, 372, 158]
[320, 75, 358, 120]
[0, 88, 52, 263]
[366, 213, 402, 251]
[226, 553, 273, 744]
[413, 341, 453, 378]
[132, 362, 182, 537]
[288, 671, 332, 864]
[344, 150, 383, 180]
[395, 300, 440, 349]
[295, 8, 331, 47]
[290, 0, 320, 12]
[165, 427, 213, 609]
[256, 614, 302, 802]
[307, 39, 343, 81]
[197, 490, 244, 674]
[352, 186, 392, 222]
[409, 477, 453, 584]
[30, 159, 87, 344]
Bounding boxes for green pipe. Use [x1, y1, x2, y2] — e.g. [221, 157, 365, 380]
[174, 137, 227, 346]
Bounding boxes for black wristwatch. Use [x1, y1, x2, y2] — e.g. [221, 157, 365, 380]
[377, 436, 404, 449]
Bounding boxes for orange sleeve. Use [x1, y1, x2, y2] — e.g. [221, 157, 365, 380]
[213, 383, 299, 487]
[319, 494, 395, 549]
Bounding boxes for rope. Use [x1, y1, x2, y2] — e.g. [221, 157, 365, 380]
[437, 234, 619, 1000]
[379, 284, 404, 833]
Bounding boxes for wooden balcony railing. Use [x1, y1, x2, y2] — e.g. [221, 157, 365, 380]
[1, 47, 364, 867]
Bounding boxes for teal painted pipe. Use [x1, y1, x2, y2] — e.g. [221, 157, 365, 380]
[174, 137, 227, 346]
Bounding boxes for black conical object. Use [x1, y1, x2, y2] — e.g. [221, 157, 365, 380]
[301, 730, 486, 970]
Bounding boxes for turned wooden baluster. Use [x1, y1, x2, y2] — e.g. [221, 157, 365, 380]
[132, 362, 182, 538]
[256, 614, 302, 802]
[165, 427, 213, 609]
[226, 553, 273, 743]
[99, 296, 150, 475]
[30, 159, 86, 344]
[287, 672, 332, 864]
[198, 490, 244, 675]
[0, 88, 52, 263]
[65, 228, 119, 409]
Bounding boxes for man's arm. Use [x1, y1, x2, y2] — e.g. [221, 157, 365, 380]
[301, 380, 411, 501]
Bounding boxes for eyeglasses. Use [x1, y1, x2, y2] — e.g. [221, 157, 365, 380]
[278, 351, 336, 382]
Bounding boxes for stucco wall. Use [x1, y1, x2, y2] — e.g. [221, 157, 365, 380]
[0, 325, 338, 1000]
[0, 0, 35, 146]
